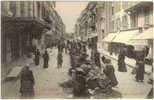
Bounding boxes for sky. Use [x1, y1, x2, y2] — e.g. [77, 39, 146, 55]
[55, 2, 88, 33]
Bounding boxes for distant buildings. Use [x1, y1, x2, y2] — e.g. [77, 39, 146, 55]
[1, 1, 65, 66]
[103, 1, 153, 59]
[75, 1, 153, 59]
[75, 1, 112, 49]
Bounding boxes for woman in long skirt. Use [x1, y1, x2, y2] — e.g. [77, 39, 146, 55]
[20, 66, 35, 98]
[136, 60, 144, 82]
[57, 52, 63, 68]
[104, 59, 118, 87]
[34, 49, 40, 66]
[104, 64, 118, 87]
[43, 50, 49, 68]
[118, 49, 127, 72]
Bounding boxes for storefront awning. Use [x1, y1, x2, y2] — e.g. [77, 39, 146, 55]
[2, 17, 51, 38]
[112, 30, 139, 44]
[102, 33, 117, 42]
[131, 28, 153, 40]
[128, 39, 148, 46]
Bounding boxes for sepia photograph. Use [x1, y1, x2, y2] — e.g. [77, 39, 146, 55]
[1, 0, 153, 99]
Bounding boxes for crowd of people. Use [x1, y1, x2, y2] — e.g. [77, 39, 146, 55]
[59, 40, 119, 98]
[18, 39, 153, 99]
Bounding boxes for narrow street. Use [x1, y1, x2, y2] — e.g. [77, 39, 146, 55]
[2, 48, 152, 99]
[1, 1, 153, 99]
[33, 48, 70, 98]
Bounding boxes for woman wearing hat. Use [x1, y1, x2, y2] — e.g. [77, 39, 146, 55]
[103, 59, 118, 87]
[118, 49, 127, 72]
[57, 51, 63, 68]
[20, 66, 35, 98]
[43, 50, 49, 68]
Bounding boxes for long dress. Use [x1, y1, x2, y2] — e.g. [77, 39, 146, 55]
[43, 53, 49, 68]
[118, 53, 127, 72]
[20, 69, 35, 98]
[57, 52, 63, 68]
[136, 61, 144, 81]
[34, 51, 40, 66]
[104, 64, 118, 87]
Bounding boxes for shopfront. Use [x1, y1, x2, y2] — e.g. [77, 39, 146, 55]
[1, 17, 50, 65]
[130, 27, 153, 65]
[111, 29, 140, 55]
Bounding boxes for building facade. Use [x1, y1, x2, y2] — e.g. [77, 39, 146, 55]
[95, 2, 112, 51]
[75, 2, 97, 41]
[110, 1, 153, 32]
[75, 1, 112, 49]
[1, 1, 65, 66]
[102, 1, 153, 59]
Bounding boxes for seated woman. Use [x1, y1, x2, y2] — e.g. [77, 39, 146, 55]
[103, 59, 118, 87]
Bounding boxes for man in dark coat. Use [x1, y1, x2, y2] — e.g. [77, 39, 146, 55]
[43, 50, 49, 68]
[20, 66, 35, 98]
[118, 49, 127, 72]
[135, 60, 145, 82]
[34, 49, 40, 66]
[58, 42, 62, 52]
[57, 51, 63, 68]
[65, 41, 68, 54]
[103, 59, 118, 87]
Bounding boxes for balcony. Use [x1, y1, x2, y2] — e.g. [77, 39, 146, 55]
[1, 16, 51, 38]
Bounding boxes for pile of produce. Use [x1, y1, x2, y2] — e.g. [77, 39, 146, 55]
[59, 41, 121, 98]
[60, 52, 113, 98]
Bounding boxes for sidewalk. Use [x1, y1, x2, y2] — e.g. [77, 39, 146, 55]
[101, 50, 152, 74]
[1, 55, 34, 82]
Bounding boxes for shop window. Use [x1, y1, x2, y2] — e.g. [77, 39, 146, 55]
[131, 13, 138, 28]
[10, 1, 16, 17]
[144, 7, 150, 25]
[37, 2, 41, 17]
[20, 1, 25, 17]
[122, 16, 128, 29]
[42, 6, 46, 18]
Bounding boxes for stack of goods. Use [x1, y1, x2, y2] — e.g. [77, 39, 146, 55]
[60, 58, 113, 97]
[60, 41, 115, 98]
